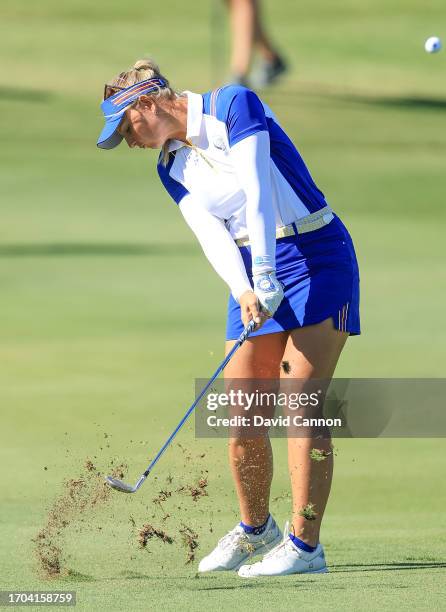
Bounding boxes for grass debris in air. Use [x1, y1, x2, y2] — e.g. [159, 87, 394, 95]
[138, 524, 174, 548]
[309, 448, 332, 462]
[33, 458, 127, 578]
[179, 525, 199, 564]
[297, 503, 318, 521]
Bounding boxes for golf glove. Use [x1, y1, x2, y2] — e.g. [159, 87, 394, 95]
[253, 271, 284, 317]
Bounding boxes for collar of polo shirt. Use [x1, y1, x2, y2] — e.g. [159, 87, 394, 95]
[167, 91, 203, 153]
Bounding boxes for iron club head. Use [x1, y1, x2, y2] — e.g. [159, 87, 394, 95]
[105, 474, 147, 494]
[105, 476, 137, 493]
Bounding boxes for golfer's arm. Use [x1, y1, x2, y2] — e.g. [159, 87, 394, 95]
[179, 195, 252, 300]
[230, 131, 276, 274]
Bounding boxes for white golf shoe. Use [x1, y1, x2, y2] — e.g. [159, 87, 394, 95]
[238, 524, 328, 577]
[198, 515, 282, 573]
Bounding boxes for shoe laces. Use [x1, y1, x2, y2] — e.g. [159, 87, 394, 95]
[263, 521, 298, 560]
[218, 525, 249, 550]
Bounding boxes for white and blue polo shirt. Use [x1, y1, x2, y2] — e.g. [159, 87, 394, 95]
[157, 85, 329, 240]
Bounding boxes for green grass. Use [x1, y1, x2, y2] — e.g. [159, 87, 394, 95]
[1, 0, 446, 609]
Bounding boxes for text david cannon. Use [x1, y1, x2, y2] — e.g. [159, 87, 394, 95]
[207, 415, 343, 427]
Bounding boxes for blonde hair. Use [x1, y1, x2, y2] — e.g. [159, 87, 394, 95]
[107, 58, 182, 164]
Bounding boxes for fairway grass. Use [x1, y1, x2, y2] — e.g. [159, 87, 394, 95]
[1, 0, 446, 609]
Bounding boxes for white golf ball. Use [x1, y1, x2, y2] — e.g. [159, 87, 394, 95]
[424, 36, 442, 53]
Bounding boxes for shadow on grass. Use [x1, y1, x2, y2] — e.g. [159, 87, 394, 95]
[193, 584, 259, 591]
[115, 577, 315, 592]
[63, 569, 96, 582]
[118, 570, 152, 580]
[0, 86, 52, 103]
[191, 579, 327, 592]
[86, 561, 446, 586]
[0, 243, 197, 258]
[331, 561, 446, 573]
[267, 84, 446, 113]
[110, 573, 340, 592]
[329, 94, 446, 112]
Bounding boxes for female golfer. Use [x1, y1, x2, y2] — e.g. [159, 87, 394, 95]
[97, 59, 360, 577]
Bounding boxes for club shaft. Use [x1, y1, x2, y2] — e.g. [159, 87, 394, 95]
[142, 320, 255, 478]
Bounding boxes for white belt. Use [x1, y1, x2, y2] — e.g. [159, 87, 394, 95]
[235, 206, 334, 247]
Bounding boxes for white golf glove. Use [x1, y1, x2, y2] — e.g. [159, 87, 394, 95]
[252, 270, 284, 317]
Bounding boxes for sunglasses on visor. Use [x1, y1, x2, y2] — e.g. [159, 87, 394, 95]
[103, 83, 127, 101]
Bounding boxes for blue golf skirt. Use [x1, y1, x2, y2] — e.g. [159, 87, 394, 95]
[226, 214, 361, 340]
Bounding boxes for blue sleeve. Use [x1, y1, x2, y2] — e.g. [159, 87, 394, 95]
[157, 153, 189, 205]
[215, 86, 268, 148]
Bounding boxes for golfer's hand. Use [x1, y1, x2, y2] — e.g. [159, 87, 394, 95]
[238, 290, 269, 330]
[252, 271, 284, 318]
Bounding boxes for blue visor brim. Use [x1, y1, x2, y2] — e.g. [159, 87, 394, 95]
[97, 78, 168, 150]
[97, 114, 124, 150]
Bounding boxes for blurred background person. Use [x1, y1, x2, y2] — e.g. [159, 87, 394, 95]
[225, 0, 287, 87]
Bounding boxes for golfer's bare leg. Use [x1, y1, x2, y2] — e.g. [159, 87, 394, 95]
[225, 0, 256, 79]
[225, 332, 287, 526]
[282, 318, 348, 546]
[252, 0, 279, 62]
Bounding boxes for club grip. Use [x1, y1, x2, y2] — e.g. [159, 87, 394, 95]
[238, 319, 256, 345]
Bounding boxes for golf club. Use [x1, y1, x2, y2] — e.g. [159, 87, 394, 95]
[106, 319, 256, 493]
